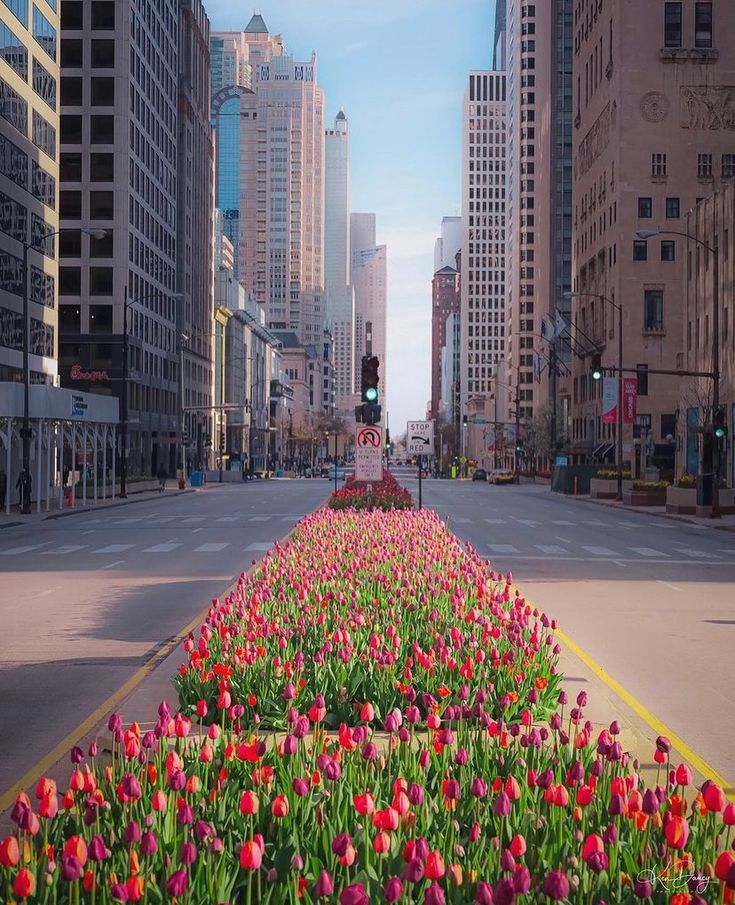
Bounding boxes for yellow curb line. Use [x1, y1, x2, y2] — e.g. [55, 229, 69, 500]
[0, 524, 302, 814]
[555, 626, 735, 798]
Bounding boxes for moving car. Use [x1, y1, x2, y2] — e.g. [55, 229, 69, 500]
[471, 468, 488, 482]
[489, 469, 515, 485]
[326, 466, 348, 481]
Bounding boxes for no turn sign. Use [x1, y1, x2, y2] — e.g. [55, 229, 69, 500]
[356, 425, 383, 448]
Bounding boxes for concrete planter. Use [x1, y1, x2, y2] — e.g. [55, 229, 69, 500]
[590, 477, 618, 500]
[623, 488, 667, 507]
[666, 486, 696, 515]
[720, 488, 735, 514]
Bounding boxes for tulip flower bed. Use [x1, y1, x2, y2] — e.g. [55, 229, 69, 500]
[3, 511, 735, 904]
[327, 471, 413, 510]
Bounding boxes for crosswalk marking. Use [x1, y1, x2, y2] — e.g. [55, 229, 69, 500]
[142, 543, 182, 553]
[584, 520, 606, 526]
[216, 516, 239, 522]
[93, 544, 135, 554]
[182, 517, 205, 524]
[629, 547, 669, 558]
[454, 517, 472, 523]
[115, 517, 142, 524]
[581, 545, 618, 556]
[484, 518, 506, 525]
[488, 544, 520, 554]
[250, 516, 272, 522]
[674, 548, 716, 559]
[0, 545, 38, 555]
[193, 542, 230, 553]
[42, 545, 87, 555]
[515, 519, 540, 527]
[535, 544, 569, 555]
[552, 520, 575, 526]
[245, 542, 273, 551]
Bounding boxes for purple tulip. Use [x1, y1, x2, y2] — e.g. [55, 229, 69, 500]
[61, 855, 84, 882]
[314, 870, 334, 898]
[293, 777, 310, 797]
[325, 761, 341, 781]
[403, 858, 425, 884]
[111, 883, 128, 901]
[455, 747, 468, 765]
[513, 867, 531, 894]
[602, 823, 618, 846]
[409, 783, 424, 806]
[588, 851, 609, 872]
[177, 803, 194, 826]
[493, 878, 515, 905]
[121, 774, 141, 800]
[608, 794, 625, 816]
[332, 833, 352, 857]
[108, 713, 122, 733]
[141, 831, 158, 857]
[70, 746, 84, 764]
[166, 870, 189, 897]
[124, 820, 141, 845]
[425, 883, 446, 905]
[414, 837, 429, 861]
[179, 841, 197, 865]
[609, 720, 621, 735]
[642, 789, 659, 815]
[576, 690, 588, 707]
[543, 871, 570, 901]
[444, 779, 460, 801]
[493, 791, 511, 816]
[470, 778, 487, 799]
[384, 876, 403, 903]
[634, 878, 653, 899]
[500, 849, 516, 872]
[168, 768, 186, 791]
[340, 883, 369, 905]
[88, 835, 109, 862]
[475, 881, 494, 904]
[282, 682, 296, 700]
[362, 742, 378, 761]
[194, 821, 212, 843]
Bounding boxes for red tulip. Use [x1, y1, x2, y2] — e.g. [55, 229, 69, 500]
[581, 834, 604, 864]
[271, 794, 289, 818]
[13, 868, 36, 898]
[240, 839, 263, 870]
[63, 835, 88, 866]
[360, 702, 375, 722]
[675, 763, 693, 786]
[716, 852, 735, 882]
[425, 851, 445, 880]
[240, 790, 259, 815]
[509, 834, 526, 857]
[664, 815, 690, 850]
[0, 836, 20, 868]
[373, 831, 390, 854]
[703, 783, 727, 813]
[354, 792, 375, 815]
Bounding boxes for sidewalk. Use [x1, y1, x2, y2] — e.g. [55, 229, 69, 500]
[562, 491, 735, 531]
[0, 485, 198, 529]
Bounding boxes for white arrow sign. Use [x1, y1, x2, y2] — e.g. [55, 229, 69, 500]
[406, 421, 434, 455]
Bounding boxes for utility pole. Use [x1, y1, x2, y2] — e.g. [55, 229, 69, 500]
[20, 240, 31, 513]
[550, 339, 558, 468]
[120, 286, 129, 498]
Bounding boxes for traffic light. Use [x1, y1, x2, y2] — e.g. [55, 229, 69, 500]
[714, 406, 727, 440]
[361, 355, 379, 403]
[219, 431, 225, 453]
[515, 441, 524, 454]
[462, 414, 468, 426]
[591, 352, 602, 381]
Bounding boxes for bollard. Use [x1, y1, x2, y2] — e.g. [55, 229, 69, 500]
[573, 476, 579, 496]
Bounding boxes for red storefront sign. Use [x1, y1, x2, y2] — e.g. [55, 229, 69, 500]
[623, 378, 637, 424]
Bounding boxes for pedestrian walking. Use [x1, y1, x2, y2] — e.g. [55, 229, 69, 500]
[16, 468, 32, 510]
[157, 463, 167, 493]
[0, 469, 6, 510]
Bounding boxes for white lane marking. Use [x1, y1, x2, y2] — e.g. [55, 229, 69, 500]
[488, 544, 520, 554]
[250, 516, 272, 522]
[535, 544, 569, 555]
[93, 544, 135, 554]
[192, 527, 204, 533]
[629, 547, 670, 558]
[658, 580, 683, 592]
[42, 545, 88, 555]
[142, 543, 182, 553]
[515, 519, 540, 527]
[484, 518, 506, 525]
[38, 586, 61, 597]
[613, 561, 627, 568]
[581, 546, 619, 556]
[156, 516, 175, 523]
[482, 555, 735, 564]
[116, 517, 142, 524]
[102, 560, 125, 569]
[245, 542, 273, 551]
[193, 542, 230, 553]
[673, 548, 717, 559]
[0, 545, 40, 555]
[552, 520, 575, 526]
[83, 530, 95, 535]
[454, 517, 472, 523]
[216, 516, 239, 522]
[556, 536, 572, 543]
[719, 548, 735, 555]
[584, 520, 606, 526]
[183, 517, 205, 524]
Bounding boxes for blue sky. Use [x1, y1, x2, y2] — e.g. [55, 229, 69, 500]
[205, 0, 494, 433]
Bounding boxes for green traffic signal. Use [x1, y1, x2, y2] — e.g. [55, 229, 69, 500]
[365, 386, 378, 402]
[715, 425, 727, 440]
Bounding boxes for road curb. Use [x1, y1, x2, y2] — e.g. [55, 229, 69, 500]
[555, 490, 735, 531]
[43, 488, 197, 521]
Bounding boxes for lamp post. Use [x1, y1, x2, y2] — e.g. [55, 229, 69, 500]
[637, 227, 721, 518]
[19, 227, 107, 513]
[565, 291, 624, 502]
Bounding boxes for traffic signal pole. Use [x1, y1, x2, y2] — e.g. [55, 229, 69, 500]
[418, 454, 422, 510]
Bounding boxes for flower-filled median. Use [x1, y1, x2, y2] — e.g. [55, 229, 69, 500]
[3, 510, 734, 904]
[327, 470, 413, 510]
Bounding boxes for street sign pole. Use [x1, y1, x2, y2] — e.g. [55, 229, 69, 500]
[418, 454, 422, 510]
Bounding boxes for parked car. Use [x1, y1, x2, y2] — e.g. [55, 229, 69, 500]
[489, 469, 515, 485]
[471, 468, 488, 482]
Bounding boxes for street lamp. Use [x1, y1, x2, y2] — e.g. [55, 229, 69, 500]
[19, 227, 107, 514]
[637, 227, 721, 518]
[565, 290, 624, 502]
[119, 289, 183, 498]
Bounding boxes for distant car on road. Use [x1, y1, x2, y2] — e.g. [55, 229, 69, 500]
[326, 466, 348, 481]
[489, 469, 515, 485]
[472, 468, 488, 482]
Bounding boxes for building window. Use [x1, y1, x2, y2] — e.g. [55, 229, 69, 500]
[0, 76, 28, 135]
[59, 305, 81, 333]
[32, 58, 56, 109]
[643, 290, 664, 332]
[90, 152, 114, 181]
[59, 190, 81, 218]
[59, 266, 81, 295]
[59, 229, 81, 257]
[90, 39, 114, 67]
[32, 111, 55, 156]
[90, 115, 114, 143]
[60, 76, 82, 106]
[638, 197, 653, 218]
[722, 154, 735, 178]
[633, 240, 648, 261]
[698, 153, 713, 178]
[91, 77, 114, 106]
[89, 190, 113, 220]
[695, 2, 713, 48]
[31, 160, 55, 206]
[0, 19, 28, 80]
[664, 2, 682, 47]
[90, 230, 113, 257]
[60, 38, 83, 67]
[0, 133, 28, 189]
[665, 197, 680, 218]
[89, 267, 113, 295]
[651, 153, 667, 177]
[60, 114, 82, 143]
[0, 190, 27, 243]
[637, 365, 649, 396]
[32, 5, 56, 60]
[91, 2, 114, 29]
[661, 240, 676, 261]
[2, 0, 28, 27]
[89, 304, 113, 333]
[60, 1, 83, 28]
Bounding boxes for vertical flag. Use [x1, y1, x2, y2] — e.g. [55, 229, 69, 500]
[602, 378, 618, 424]
[623, 378, 638, 424]
[553, 310, 567, 338]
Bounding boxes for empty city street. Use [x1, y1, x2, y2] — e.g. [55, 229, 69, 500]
[403, 477, 735, 784]
[0, 481, 328, 800]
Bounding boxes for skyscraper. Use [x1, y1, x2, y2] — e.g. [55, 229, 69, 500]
[351, 213, 387, 406]
[215, 14, 325, 346]
[430, 264, 460, 421]
[0, 0, 59, 384]
[324, 110, 355, 408]
[493, 0, 507, 69]
[460, 71, 507, 408]
[58, 0, 180, 476]
[433, 216, 462, 272]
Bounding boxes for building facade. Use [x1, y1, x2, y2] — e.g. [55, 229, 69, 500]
[0, 0, 59, 385]
[177, 0, 215, 476]
[433, 215, 462, 272]
[430, 264, 460, 420]
[351, 212, 387, 406]
[58, 0, 180, 477]
[460, 69, 507, 449]
[568, 0, 735, 476]
[324, 109, 355, 409]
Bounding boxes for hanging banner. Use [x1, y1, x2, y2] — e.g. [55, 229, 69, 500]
[623, 378, 638, 424]
[602, 377, 618, 424]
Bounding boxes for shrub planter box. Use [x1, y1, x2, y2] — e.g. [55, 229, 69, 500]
[590, 477, 618, 499]
[623, 488, 667, 507]
[666, 486, 696, 515]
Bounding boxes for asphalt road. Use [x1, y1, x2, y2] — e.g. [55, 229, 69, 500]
[0, 480, 329, 798]
[402, 476, 735, 784]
